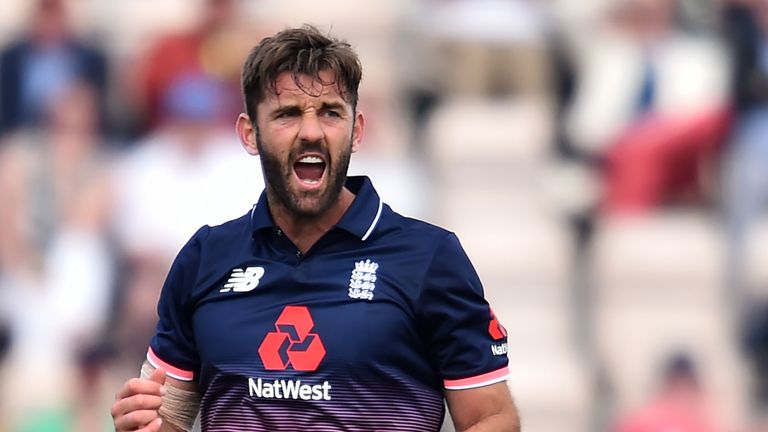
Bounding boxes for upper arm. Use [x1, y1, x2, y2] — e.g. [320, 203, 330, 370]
[418, 233, 517, 430]
[445, 381, 519, 432]
[148, 226, 210, 381]
[0, 142, 23, 214]
[418, 233, 509, 388]
[0, 143, 28, 267]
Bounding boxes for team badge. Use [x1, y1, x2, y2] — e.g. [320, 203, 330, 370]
[348, 259, 378, 301]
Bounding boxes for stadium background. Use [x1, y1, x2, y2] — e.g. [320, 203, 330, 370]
[0, 0, 765, 430]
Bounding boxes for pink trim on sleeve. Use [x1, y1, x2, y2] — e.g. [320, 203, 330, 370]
[146, 347, 194, 381]
[443, 366, 509, 390]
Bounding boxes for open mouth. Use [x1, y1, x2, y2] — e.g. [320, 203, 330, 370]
[293, 155, 326, 186]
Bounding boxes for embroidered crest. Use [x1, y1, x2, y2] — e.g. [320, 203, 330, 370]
[348, 259, 378, 300]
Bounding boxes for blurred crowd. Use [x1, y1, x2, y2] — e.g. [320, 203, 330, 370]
[0, 0, 768, 431]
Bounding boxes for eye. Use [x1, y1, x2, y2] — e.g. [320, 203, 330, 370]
[323, 110, 342, 118]
[274, 108, 300, 119]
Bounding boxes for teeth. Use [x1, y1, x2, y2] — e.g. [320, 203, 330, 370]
[302, 179, 320, 185]
[298, 156, 323, 164]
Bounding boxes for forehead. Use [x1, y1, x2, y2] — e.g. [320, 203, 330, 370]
[264, 70, 348, 106]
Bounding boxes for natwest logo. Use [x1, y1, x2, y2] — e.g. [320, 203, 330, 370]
[488, 307, 507, 341]
[248, 378, 331, 401]
[258, 306, 326, 371]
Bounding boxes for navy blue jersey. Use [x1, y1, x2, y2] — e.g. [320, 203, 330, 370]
[148, 176, 509, 431]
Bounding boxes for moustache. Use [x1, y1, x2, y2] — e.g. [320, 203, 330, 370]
[291, 140, 330, 161]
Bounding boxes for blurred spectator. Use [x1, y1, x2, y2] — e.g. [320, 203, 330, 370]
[112, 74, 263, 365]
[563, 0, 730, 212]
[0, 81, 114, 431]
[0, 1, 758, 430]
[612, 354, 724, 432]
[724, 0, 768, 111]
[743, 299, 768, 419]
[416, 0, 550, 97]
[722, 0, 768, 294]
[721, 4, 768, 419]
[401, 0, 552, 144]
[0, 0, 108, 137]
[126, 0, 258, 134]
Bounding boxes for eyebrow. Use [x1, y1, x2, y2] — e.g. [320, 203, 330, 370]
[320, 102, 346, 112]
[270, 101, 348, 117]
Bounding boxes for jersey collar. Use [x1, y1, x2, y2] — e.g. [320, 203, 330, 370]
[250, 175, 383, 241]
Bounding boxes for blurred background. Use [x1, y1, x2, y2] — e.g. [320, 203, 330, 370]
[0, 0, 766, 431]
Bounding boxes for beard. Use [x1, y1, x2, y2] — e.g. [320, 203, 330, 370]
[256, 126, 352, 219]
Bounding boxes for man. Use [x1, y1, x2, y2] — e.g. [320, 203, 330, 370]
[111, 25, 519, 432]
[0, 0, 108, 136]
[612, 354, 723, 432]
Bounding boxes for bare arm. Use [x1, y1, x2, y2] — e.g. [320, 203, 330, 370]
[0, 144, 32, 274]
[445, 381, 520, 432]
[111, 361, 200, 432]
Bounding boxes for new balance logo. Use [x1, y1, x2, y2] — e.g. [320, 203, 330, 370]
[220, 267, 265, 293]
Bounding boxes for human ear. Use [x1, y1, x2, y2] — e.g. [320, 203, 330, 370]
[236, 113, 259, 156]
[351, 110, 364, 153]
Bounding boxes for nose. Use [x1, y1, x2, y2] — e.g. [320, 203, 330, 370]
[297, 112, 324, 143]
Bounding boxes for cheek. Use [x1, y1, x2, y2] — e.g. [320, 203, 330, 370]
[259, 129, 294, 157]
[326, 125, 354, 147]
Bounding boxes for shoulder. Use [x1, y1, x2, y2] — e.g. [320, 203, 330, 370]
[383, 208, 480, 279]
[191, 209, 256, 268]
[381, 205, 455, 244]
[0, 40, 26, 61]
[377, 205, 465, 260]
[173, 209, 253, 254]
[172, 210, 255, 295]
[198, 210, 253, 245]
[170, 210, 252, 276]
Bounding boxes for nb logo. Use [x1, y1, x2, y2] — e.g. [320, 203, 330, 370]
[220, 267, 265, 293]
[258, 306, 326, 371]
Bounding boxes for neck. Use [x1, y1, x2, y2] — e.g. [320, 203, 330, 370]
[268, 187, 355, 254]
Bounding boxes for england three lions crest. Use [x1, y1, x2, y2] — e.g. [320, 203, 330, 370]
[349, 259, 378, 301]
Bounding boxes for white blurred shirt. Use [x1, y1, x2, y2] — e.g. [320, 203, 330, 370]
[114, 129, 264, 257]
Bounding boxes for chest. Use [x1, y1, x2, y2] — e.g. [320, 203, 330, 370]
[190, 250, 426, 376]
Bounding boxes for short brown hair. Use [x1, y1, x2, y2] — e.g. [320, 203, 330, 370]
[241, 25, 362, 121]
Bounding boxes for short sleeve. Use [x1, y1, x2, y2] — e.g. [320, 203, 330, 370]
[417, 233, 509, 390]
[147, 225, 210, 382]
